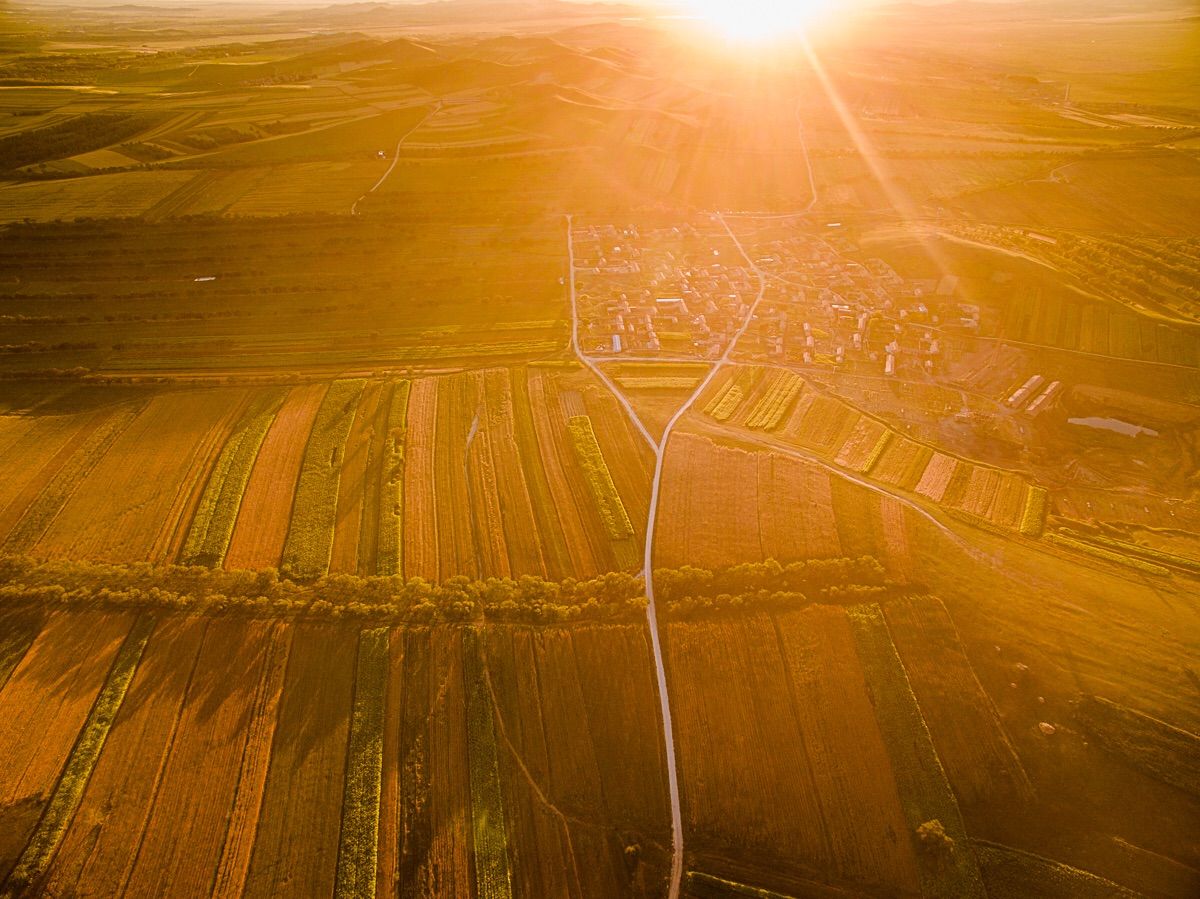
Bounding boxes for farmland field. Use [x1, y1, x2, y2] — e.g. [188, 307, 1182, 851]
[1, 2, 1198, 898]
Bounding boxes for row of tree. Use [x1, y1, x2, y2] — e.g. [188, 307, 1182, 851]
[0, 555, 903, 625]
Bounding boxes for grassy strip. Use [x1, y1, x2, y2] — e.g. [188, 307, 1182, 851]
[333, 627, 390, 899]
[686, 871, 797, 899]
[861, 429, 894, 475]
[847, 603, 986, 899]
[3, 404, 142, 553]
[1, 615, 155, 896]
[1058, 528, 1200, 574]
[1074, 695, 1199, 797]
[745, 371, 803, 430]
[566, 415, 634, 540]
[376, 381, 410, 577]
[1043, 533, 1169, 576]
[1019, 486, 1048, 537]
[463, 628, 513, 899]
[181, 392, 283, 567]
[972, 840, 1140, 898]
[281, 379, 366, 580]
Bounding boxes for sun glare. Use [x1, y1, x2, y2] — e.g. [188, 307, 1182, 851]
[683, 0, 835, 43]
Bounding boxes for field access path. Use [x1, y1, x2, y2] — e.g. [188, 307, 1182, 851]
[349, 101, 441, 215]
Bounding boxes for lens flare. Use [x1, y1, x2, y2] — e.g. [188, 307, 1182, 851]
[683, 0, 835, 43]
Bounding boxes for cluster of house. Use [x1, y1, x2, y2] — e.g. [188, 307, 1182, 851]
[574, 224, 982, 377]
[573, 223, 756, 357]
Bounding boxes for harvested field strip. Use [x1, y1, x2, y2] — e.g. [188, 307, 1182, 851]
[330, 382, 387, 575]
[435, 373, 483, 580]
[1043, 533, 1169, 576]
[870, 437, 934, 492]
[476, 628, 579, 899]
[656, 434, 762, 570]
[846, 604, 985, 899]
[527, 374, 604, 576]
[35, 616, 207, 898]
[0, 412, 107, 543]
[510, 368, 573, 579]
[243, 623, 357, 899]
[477, 369, 546, 577]
[334, 627, 390, 899]
[466, 378, 512, 579]
[150, 392, 255, 565]
[774, 606, 921, 889]
[616, 376, 702, 390]
[282, 378, 366, 580]
[883, 596, 1032, 807]
[181, 391, 284, 567]
[210, 623, 293, 899]
[224, 383, 327, 570]
[396, 629, 473, 897]
[35, 391, 244, 564]
[666, 615, 832, 872]
[914, 453, 959, 503]
[119, 619, 278, 898]
[1074, 695, 1199, 797]
[376, 381, 410, 577]
[792, 394, 857, 455]
[567, 415, 634, 540]
[972, 840, 1140, 899]
[745, 372, 803, 430]
[464, 628, 514, 899]
[833, 417, 889, 472]
[402, 378, 440, 580]
[1, 616, 154, 897]
[2, 403, 142, 553]
[0, 610, 132, 877]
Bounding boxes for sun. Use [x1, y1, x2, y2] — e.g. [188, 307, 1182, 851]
[682, 0, 835, 43]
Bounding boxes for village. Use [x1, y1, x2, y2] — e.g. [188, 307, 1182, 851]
[571, 221, 984, 380]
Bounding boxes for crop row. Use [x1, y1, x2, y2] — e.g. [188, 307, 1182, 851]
[334, 627, 390, 899]
[463, 628, 514, 899]
[1056, 527, 1200, 574]
[745, 371, 803, 430]
[708, 384, 744, 421]
[1019, 487, 1048, 537]
[181, 392, 283, 567]
[566, 415, 634, 540]
[376, 381, 411, 577]
[281, 379, 367, 580]
[1043, 533, 1169, 576]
